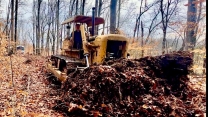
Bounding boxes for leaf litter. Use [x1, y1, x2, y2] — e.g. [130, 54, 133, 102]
[0, 54, 63, 117]
[49, 51, 206, 117]
[0, 51, 206, 117]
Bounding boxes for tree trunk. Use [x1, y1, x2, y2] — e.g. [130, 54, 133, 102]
[162, 30, 167, 54]
[81, 0, 85, 15]
[160, 0, 172, 54]
[195, 1, 202, 41]
[136, 0, 144, 39]
[98, 0, 103, 17]
[160, 0, 165, 54]
[175, 38, 179, 50]
[135, 5, 159, 39]
[41, 30, 44, 54]
[95, 0, 98, 17]
[32, 0, 36, 54]
[166, 40, 169, 53]
[75, 0, 78, 15]
[4, 1, 11, 37]
[70, 0, 76, 17]
[145, 10, 160, 44]
[133, 18, 138, 38]
[117, 0, 121, 28]
[106, 11, 109, 34]
[110, 0, 117, 34]
[56, 0, 60, 54]
[52, 13, 56, 55]
[36, 0, 42, 55]
[11, 0, 14, 42]
[185, 0, 197, 51]
[14, 0, 18, 52]
[46, 0, 51, 56]
[46, 23, 51, 56]
[94, 0, 100, 35]
[141, 21, 144, 57]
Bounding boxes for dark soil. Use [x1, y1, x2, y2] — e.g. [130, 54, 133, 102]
[24, 59, 32, 64]
[50, 51, 206, 117]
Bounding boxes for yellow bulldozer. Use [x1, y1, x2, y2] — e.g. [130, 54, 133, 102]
[47, 8, 129, 82]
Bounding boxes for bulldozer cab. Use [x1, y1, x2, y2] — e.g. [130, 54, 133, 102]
[61, 15, 105, 59]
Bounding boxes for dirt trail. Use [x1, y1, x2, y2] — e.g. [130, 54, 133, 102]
[0, 54, 63, 117]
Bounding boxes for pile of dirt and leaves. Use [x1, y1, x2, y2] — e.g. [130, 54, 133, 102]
[52, 51, 206, 117]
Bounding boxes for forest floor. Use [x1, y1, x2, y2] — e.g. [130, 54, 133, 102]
[0, 53, 206, 116]
[0, 54, 63, 117]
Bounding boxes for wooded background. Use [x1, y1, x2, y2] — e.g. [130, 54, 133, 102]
[0, 0, 206, 56]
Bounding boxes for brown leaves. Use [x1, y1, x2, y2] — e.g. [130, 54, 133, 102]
[53, 51, 206, 116]
[0, 55, 62, 116]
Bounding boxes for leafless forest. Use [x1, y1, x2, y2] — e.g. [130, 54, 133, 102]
[0, 0, 206, 116]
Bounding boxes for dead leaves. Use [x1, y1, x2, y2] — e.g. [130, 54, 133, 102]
[0, 55, 62, 117]
[53, 51, 206, 116]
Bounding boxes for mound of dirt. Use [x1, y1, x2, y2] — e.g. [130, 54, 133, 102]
[52, 51, 205, 116]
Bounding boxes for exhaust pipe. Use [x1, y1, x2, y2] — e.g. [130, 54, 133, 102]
[92, 7, 95, 36]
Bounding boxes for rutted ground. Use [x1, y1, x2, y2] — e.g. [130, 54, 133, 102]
[0, 54, 63, 117]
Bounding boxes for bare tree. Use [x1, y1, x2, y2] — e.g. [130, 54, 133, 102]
[133, 0, 158, 38]
[46, 0, 52, 55]
[98, 0, 103, 17]
[49, 0, 56, 54]
[75, 0, 79, 15]
[95, 0, 98, 17]
[110, 0, 117, 33]
[81, 0, 85, 15]
[117, 0, 121, 28]
[56, 0, 60, 54]
[160, 0, 179, 54]
[32, 0, 36, 54]
[39, 2, 48, 54]
[14, 0, 18, 51]
[145, 9, 161, 44]
[195, 1, 202, 36]
[185, 0, 205, 50]
[70, 0, 76, 17]
[185, 0, 197, 51]
[94, 0, 103, 34]
[136, 0, 144, 39]
[11, 0, 14, 42]
[4, 0, 11, 37]
[36, 0, 43, 55]
[141, 20, 144, 57]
